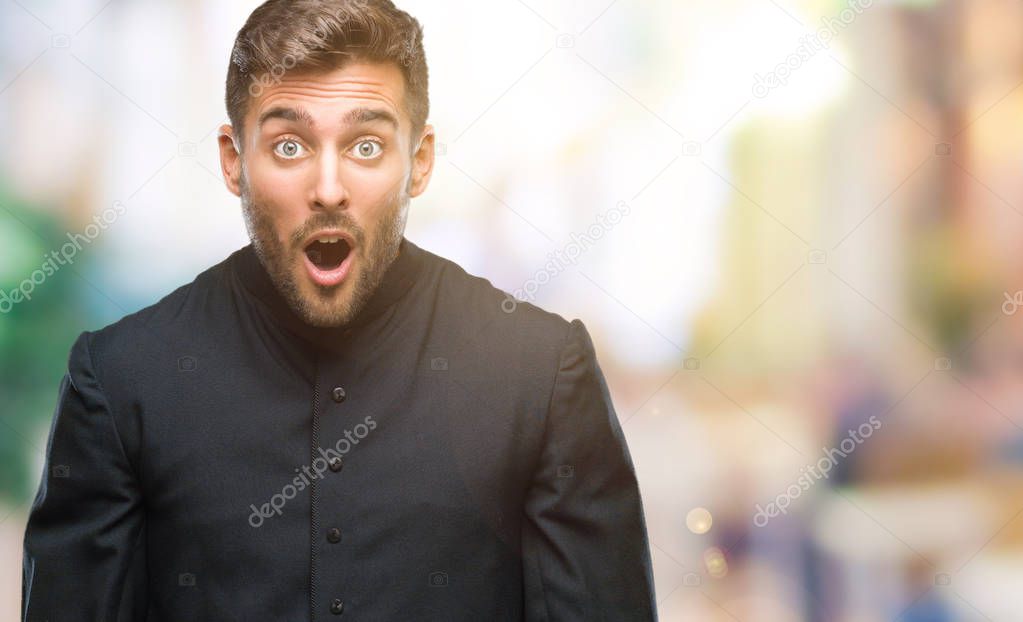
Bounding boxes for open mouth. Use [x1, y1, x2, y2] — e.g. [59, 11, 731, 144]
[301, 234, 355, 287]
[304, 236, 351, 270]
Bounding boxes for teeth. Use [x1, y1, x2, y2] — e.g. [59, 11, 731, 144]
[320, 237, 340, 244]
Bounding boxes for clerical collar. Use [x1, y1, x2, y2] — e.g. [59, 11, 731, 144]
[231, 236, 425, 349]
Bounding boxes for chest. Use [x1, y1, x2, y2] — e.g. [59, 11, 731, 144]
[134, 345, 544, 544]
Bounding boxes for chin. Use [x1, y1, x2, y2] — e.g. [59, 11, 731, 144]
[293, 275, 355, 327]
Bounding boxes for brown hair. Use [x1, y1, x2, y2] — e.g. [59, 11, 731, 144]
[225, 0, 429, 150]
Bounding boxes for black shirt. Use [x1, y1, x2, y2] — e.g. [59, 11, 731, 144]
[22, 236, 657, 621]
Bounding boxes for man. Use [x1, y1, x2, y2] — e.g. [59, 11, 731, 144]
[22, 1, 657, 620]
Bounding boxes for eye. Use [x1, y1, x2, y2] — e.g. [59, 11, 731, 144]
[351, 139, 383, 160]
[273, 139, 306, 160]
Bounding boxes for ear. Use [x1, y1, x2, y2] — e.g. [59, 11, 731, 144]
[408, 124, 436, 199]
[217, 124, 243, 197]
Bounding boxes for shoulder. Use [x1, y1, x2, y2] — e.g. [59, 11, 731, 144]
[59, 251, 239, 469]
[73, 249, 239, 389]
[415, 245, 589, 374]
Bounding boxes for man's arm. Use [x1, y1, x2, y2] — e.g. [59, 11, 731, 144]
[522, 319, 657, 621]
[22, 331, 146, 621]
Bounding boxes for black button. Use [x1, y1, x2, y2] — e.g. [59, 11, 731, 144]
[331, 386, 347, 403]
[330, 598, 344, 615]
[328, 457, 343, 472]
[327, 527, 342, 543]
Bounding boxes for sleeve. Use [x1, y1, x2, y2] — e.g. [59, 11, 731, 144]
[22, 331, 147, 622]
[521, 319, 658, 621]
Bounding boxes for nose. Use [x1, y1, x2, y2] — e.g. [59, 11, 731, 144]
[311, 149, 350, 211]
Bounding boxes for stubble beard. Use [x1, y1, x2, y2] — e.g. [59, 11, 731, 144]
[238, 170, 408, 328]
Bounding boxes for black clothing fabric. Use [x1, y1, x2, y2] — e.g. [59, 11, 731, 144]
[22, 237, 657, 621]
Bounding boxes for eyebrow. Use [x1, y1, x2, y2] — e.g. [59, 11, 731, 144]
[257, 106, 399, 131]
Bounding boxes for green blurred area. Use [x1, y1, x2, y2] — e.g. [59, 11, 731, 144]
[0, 180, 95, 504]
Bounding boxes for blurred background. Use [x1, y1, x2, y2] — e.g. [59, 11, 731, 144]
[2, 0, 1022, 619]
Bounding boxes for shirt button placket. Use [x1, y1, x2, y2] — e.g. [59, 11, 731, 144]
[329, 386, 346, 472]
[326, 381, 347, 617]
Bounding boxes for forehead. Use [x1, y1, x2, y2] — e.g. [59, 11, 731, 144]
[247, 61, 407, 132]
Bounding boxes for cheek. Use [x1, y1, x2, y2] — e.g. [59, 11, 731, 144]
[253, 161, 306, 200]
[344, 162, 407, 210]
[248, 163, 307, 231]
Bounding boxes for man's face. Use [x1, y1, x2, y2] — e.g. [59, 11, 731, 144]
[218, 61, 434, 327]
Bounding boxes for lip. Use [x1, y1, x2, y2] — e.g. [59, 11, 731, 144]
[301, 230, 356, 288]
